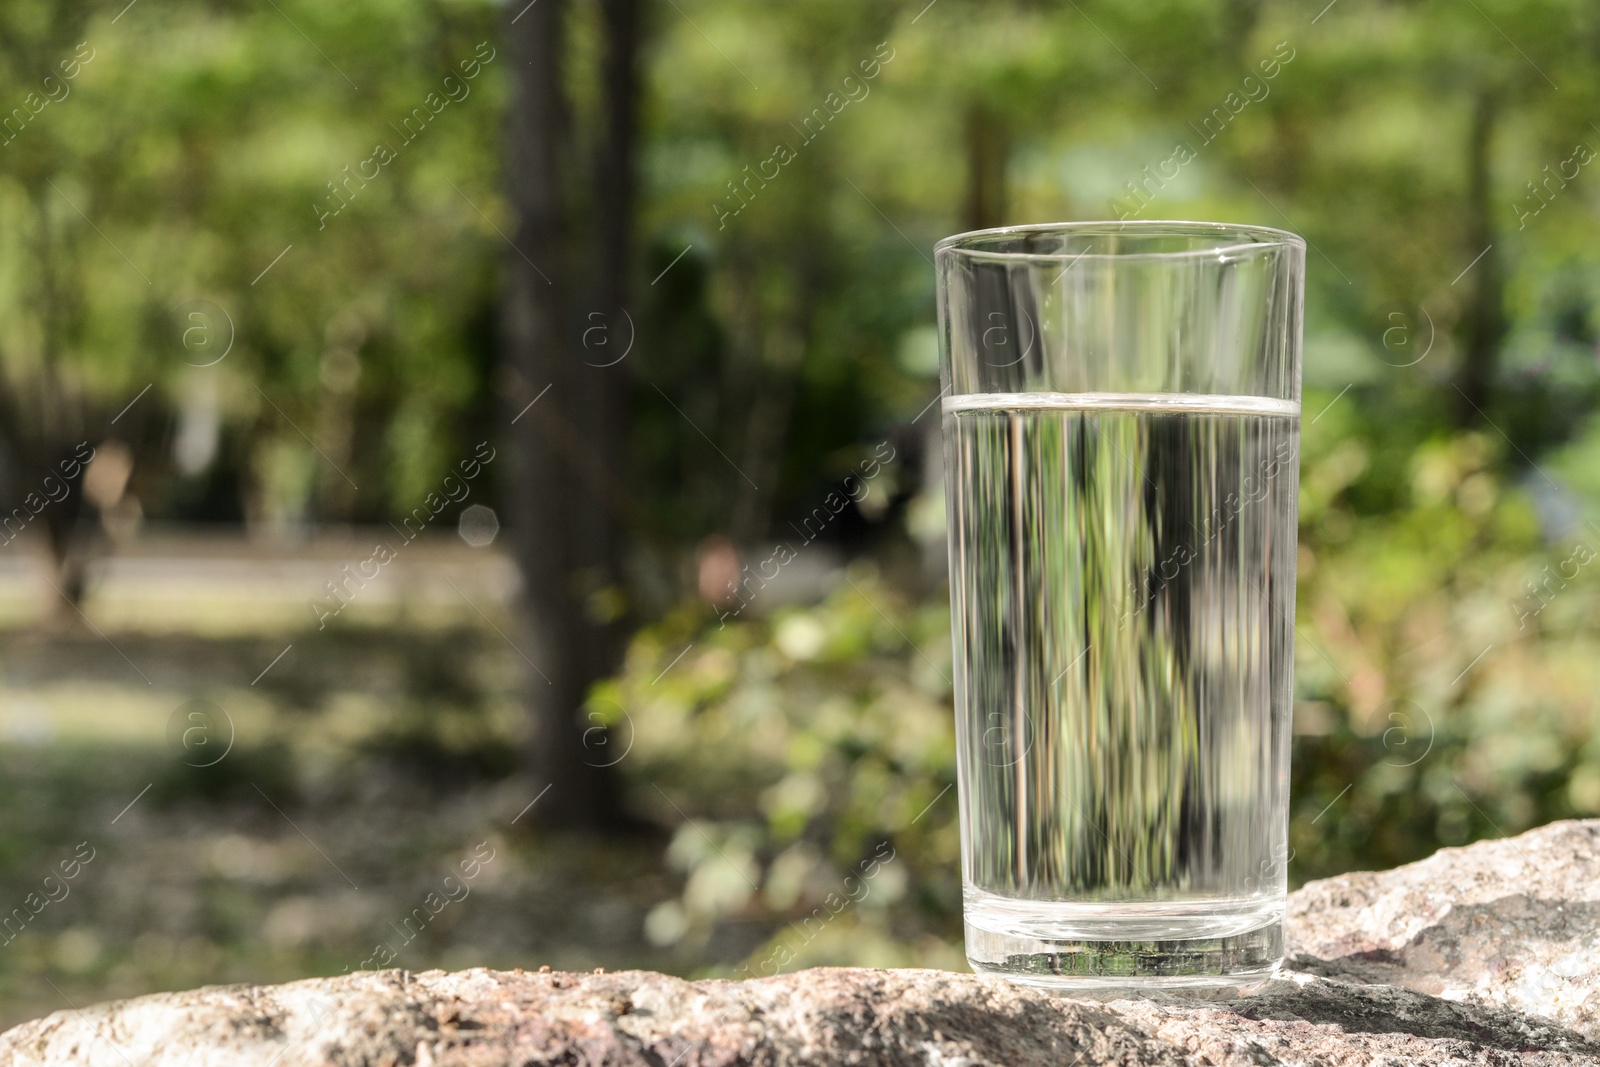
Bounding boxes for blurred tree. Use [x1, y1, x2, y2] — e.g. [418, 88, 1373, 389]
[1458, 88, 1506, 425]
[962, 100, 1008, 231]
[502, 0, 638, 827]
[0, 3, 122, 606]
[0, 0, 504, 589]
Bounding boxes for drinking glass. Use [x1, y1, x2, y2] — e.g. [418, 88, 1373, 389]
[936, 221, 1304, 989]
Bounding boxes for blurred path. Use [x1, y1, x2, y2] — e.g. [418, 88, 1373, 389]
[0, 527, 519, 633]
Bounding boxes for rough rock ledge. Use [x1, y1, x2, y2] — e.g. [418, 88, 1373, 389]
[3, 820, 1598, 1066]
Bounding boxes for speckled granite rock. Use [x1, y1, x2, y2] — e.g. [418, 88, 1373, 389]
[3, 820, 1598, 1066]
[1287, 818, 1600, 1041]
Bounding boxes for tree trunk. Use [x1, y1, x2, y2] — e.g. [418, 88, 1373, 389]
[598, 0, 641, 315]
[1455, 90, 1504, 425]
[963, 101, 1008, 232]
[0, 184, 100, 615]
[502, 0, 637, 828]
[588, 0, 639, 613]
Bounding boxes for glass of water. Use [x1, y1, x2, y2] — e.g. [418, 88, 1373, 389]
[936, 221, 1304, 989]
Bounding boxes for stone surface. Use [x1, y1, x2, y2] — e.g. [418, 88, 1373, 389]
[1286, 819, 1600, 1042]
[3, 820, 1599, 1066]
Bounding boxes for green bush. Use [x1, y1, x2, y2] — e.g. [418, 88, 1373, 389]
[594, 568, 963, 973]
[603, 414, 1600, 973]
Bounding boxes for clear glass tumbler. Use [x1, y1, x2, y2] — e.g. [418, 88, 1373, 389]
[936, 221, 1304, 989]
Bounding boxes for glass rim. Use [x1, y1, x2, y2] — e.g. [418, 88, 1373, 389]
[934, 220, 1306, 262]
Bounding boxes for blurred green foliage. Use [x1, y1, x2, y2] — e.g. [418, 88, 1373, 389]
[594, 566, 965, 969]
[3, 0, 1600, 983]
[6, 0, 1600, 561]
[606, 421, 1600, 972]
[0, 0, 503, 526]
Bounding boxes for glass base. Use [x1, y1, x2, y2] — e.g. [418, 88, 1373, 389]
[964, 888, 1284, 991]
